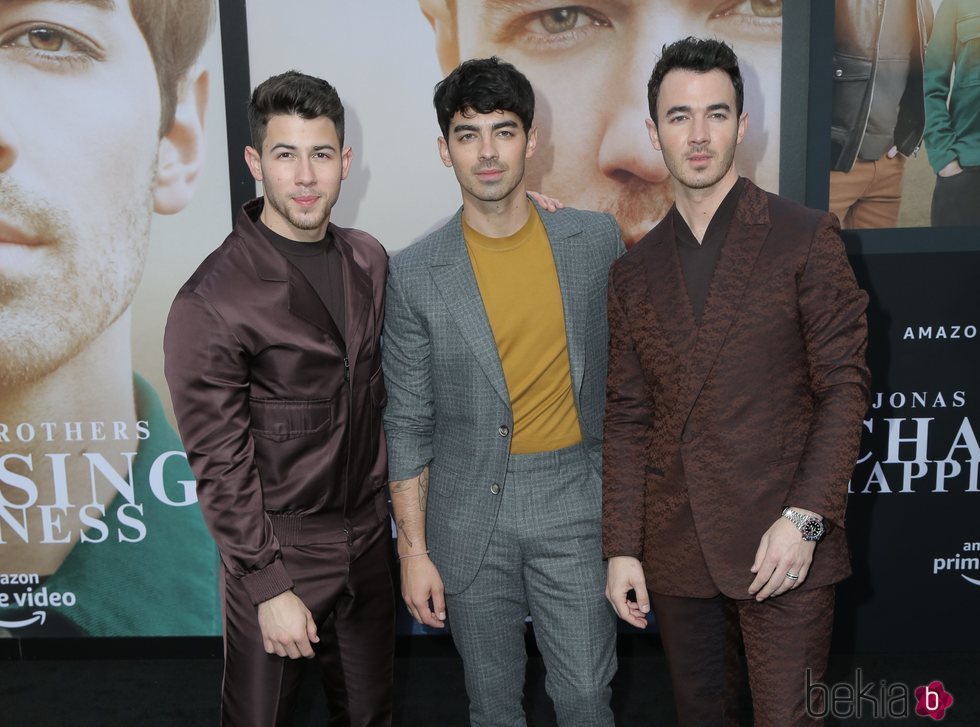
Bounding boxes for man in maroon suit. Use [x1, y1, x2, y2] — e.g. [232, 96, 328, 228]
[164, 71, 393, 726]
[602, 38, 870, 725]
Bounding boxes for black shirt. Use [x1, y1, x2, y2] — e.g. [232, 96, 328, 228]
[258, 220, 346, 340]
[673, 177, 746, 324]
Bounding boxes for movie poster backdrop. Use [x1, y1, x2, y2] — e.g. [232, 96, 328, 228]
[7, 1, 976, 650]
[0, 0, 229, 637]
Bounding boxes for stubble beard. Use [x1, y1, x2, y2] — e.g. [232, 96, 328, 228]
[462, 159, 525, 204]
[608, 177, 675, 246]
[266, 188, 332, 234]
[0, 178, 150, 390]
[667, 142, 738, 192]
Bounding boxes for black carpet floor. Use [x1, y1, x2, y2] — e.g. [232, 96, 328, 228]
[2, 636, 977, 726]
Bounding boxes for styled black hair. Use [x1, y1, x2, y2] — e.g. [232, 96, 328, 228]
[248, 70, 345, 151]
[434, 57, 534, 138]
[647, 37, 744, 126]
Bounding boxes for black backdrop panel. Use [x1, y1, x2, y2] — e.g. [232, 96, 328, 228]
[837, 251, 980, 652]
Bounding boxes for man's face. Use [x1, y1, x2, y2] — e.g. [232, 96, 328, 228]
[0, 0, 166, 388]
[246, 114, 352, 242]
[422, 0, 782, 243]
[648, 68, 746, 192]
[437, 109, 536, 207]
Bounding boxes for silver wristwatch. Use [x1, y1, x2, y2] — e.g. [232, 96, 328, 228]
[781, 507, 826, 542]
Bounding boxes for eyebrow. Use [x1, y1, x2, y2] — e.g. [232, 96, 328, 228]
[268, 143, 337, 152]
[482, 0, 540, 13]
[55, 0, 117, 9]
[665, 102, 732, 116]
[452, 120, 518, 133]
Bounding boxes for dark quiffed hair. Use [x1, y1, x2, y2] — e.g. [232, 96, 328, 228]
[433, 57, 534, 138]
[130, 0, 215, 136]
[247, 71, 346, 151]
[647, 37, 744, 126]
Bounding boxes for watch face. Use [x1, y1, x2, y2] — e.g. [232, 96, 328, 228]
[801, 518, 826, 541]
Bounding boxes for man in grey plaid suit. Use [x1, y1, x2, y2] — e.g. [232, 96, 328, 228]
[383, 58, 622, 726]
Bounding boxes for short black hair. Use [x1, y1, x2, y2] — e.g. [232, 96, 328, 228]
[647, 37, 744, 126]
[248, 71, 345, 151]
[434, 57, 534, 138]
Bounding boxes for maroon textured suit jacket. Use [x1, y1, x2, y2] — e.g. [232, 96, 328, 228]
[164, 199, 389, 606]
[602, 181, 870, 599]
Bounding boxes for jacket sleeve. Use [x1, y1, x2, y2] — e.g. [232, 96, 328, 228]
[602, 266, 654, 559]
[381, 262, 434, 481]
[164, 292, 293, 605]
[784, 214, 871, 529]
[923, 0, 959, 173]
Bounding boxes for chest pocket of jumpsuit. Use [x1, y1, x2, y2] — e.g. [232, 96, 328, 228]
[248, 398, 332, 441]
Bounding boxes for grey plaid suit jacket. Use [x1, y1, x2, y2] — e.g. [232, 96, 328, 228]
[383, 200, 623, 594]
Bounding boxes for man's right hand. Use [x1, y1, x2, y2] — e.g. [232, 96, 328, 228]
[939, 159, 964, 177]
[400, 555, 446, 628]
[257, 590, 319, 659]
[605, 555, 650, 629]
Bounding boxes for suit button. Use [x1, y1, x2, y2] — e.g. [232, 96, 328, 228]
[834, 68, 843, 78]
[498, 425, 510, 437]
[681, 430, 695, 444]
[490, 482, 501, 495]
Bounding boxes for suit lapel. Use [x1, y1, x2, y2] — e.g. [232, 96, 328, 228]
[428, 211, 511, 406]
[640, 212, 699, 363]
[540, 206, 586, 396]
[680, 181, 771, 415]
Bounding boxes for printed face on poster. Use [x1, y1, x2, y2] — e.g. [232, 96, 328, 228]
[0, 0, 227, 637]
[245, 0, 784, 251]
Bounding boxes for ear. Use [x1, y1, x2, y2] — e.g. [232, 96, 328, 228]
[341, 146, 353, 180]
[645, 118, 662, 152]
[525, 126, 538, 160]
[244, 145, 263, 182]
[736, 111, 748, 145]
[437, 136, 453, 168]
[419, 0, 460, 73]
[153, 65, 209, 215]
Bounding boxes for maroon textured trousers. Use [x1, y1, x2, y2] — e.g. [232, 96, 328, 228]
[652, 585, 835, 726]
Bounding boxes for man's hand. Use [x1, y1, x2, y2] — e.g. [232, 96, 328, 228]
[527, 190, 565, 212]
[605, 556, 650, 628]
[939, 159, 964, 177]
[748, 513, 818, 601]
[400, 554, 446, 628]
[257, 590, 319, 659]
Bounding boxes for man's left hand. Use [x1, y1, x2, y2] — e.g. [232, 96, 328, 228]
[527, 190, 564, 212]
[747, 512, 818, 601]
